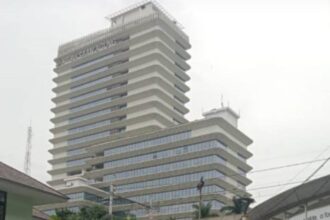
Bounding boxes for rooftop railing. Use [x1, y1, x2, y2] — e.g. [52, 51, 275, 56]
[58, 12, 188, 57]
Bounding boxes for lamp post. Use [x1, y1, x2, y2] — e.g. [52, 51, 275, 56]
[196, 177, 205, 220]
[109, 184, 114, 218]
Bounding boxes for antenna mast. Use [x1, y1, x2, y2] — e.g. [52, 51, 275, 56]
[24, 125, 33, 175]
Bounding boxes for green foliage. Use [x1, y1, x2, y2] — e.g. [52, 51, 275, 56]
[50, 205, 136, 220]
[192, 202, 218, 219]
[220, 197, 255, 215]
[112, 212, 137, 220]
[79, 205, 108, 220]
[54, 208, 75, 219]
[49, 216, 61, 220]
[50, 208, 78, 220]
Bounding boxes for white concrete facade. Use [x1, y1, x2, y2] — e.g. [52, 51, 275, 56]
[43, 1, 253, 219]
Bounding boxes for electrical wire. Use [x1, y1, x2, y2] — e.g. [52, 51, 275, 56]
[112, 157, 329, 192]
[261, 156, 330, 217]
[276, 145, 330, 193]
[249, 158, 327, 174]
[103, 157, 330, 215]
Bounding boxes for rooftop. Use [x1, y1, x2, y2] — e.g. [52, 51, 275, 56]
[106, 0, 184, 29]
[249, 174, 330, 220]
[57, 0, 187, 59]
[0, 162, 67, 200]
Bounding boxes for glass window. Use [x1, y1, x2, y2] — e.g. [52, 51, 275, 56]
[0, 191, 6, 220]
[70, 93, 126, 113]
[69, 104, 126, 124]
[104, 131, 191, 156]
[130, 200, 224, 217]
[103, 155, 225, 182]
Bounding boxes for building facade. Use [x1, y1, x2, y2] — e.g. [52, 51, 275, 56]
[41, 1, 253, 219]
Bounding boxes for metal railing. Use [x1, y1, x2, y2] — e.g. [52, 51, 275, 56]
[58, 12, 188, 57]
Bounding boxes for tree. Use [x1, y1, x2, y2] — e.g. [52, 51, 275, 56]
[192, 202, 218, 219]
[50, 206, 136, 220]
[49, 216, 61, 220]
[111, 211, 137, 220]
[220, 196, 255, 216]
[50, 208, 77, 220]
[79, 205, 108, 220]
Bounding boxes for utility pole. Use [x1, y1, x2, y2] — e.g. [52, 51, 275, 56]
[105, 188, 153, 219]
[148, 200, 153, 220]
[109, 184, 114, 218]
[196, 177, 205, 220]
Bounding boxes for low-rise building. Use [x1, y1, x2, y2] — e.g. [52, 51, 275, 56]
[0, 162, 67, 220]
[249, 174, 330, 220]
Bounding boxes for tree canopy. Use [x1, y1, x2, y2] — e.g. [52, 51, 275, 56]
[220, 197, 255, 216]
[50, 205, 136, 220]
[192, 202, 218, 219]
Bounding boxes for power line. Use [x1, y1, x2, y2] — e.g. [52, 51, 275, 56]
[252, 148, 330, 163]
[108, 179, 320, 209]
[113, 157, 328, 192]
[262, 156, 330, 217]
[249, 158, 327, 175]
[250, 149, 330, 203]
[304, 158, 330, 183]
[100, 158, 330, 216]
[276, 145, 330, 193]
[253, 171, 330, 200]
[109, 158, 330, 207]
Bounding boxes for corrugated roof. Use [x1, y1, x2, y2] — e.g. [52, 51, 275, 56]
[249, 174, 330, 220]
[0, 162, 66, 199]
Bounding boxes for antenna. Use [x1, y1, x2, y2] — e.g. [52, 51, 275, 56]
[24, 125, 33, 175]
[221, 94, 224, 108]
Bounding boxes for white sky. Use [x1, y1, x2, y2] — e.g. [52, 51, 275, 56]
[0, 0, 330, 205]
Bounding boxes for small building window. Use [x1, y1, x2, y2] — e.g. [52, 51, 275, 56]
[0, 191, 6, 220]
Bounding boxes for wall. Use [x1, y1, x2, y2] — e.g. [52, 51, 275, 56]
[6, 193, 33, 220]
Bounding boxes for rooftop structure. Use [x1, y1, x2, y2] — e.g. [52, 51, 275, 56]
[56, 1, 188, 58]
[249, 174, 330, 220]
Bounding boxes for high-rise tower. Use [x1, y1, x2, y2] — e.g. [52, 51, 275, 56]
[42, 2, 253, 219]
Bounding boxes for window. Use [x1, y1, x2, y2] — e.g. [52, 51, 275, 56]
[0, 191, 6, 220]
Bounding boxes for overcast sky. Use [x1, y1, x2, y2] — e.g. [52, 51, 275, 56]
[0, 0, 330, 205]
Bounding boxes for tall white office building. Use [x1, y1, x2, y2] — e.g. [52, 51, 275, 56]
[39, 1, 253, 219]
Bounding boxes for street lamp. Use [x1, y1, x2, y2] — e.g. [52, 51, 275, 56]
[108, 184, 115, 218]
[196, 177, 205, 220]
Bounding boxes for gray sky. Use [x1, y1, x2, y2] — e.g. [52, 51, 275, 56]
[0, 0, 330, 205]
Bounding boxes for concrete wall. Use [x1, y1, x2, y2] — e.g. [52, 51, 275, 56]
[6, 192, 33, 220]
